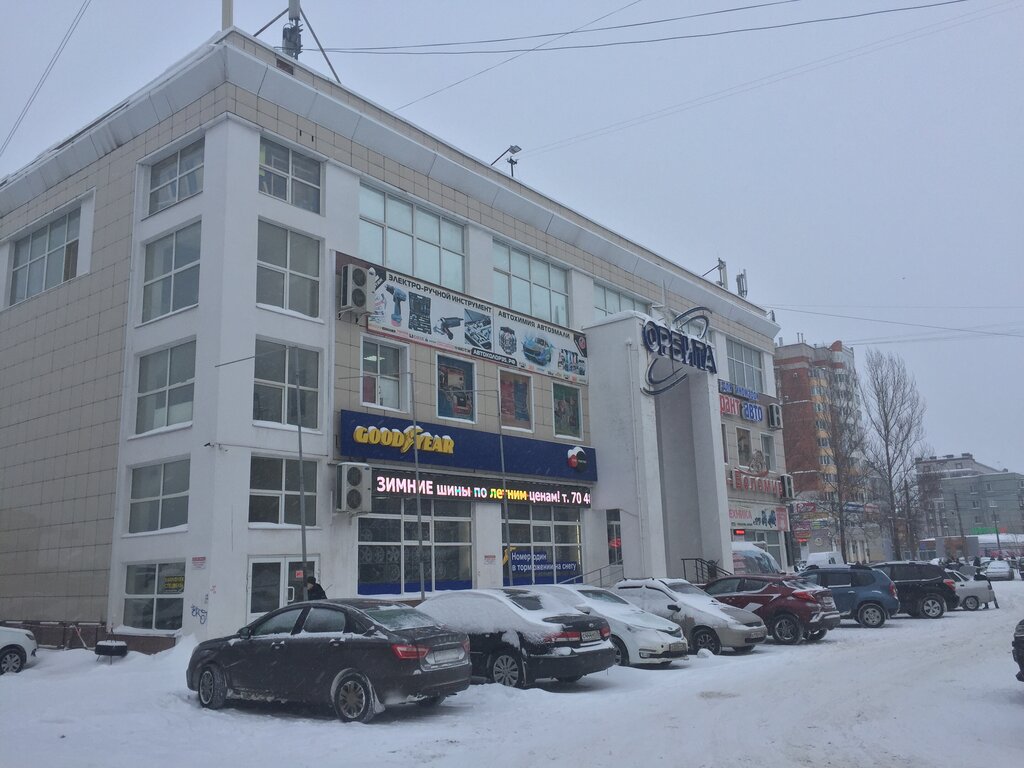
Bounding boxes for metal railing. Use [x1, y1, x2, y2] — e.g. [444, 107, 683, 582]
[558, 562, 625, 587]
[680, 558, 731, 585]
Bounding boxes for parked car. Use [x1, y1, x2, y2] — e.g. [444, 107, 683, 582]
[528, 584, 688, 666]
[0, 625, 38, 674]
[1014, 618, 1024, 683]
[870, 561, 959, 618]
[945, 569, 996, 610]
[796, 565, 900, 627]
[417, 589, 615, 687]
[613, 578, 767, 654]
[805, 551, 845, 569]
[703, 575, 841, 644]
[982, 560, 1015, 581]
[186, 599, 471, 722]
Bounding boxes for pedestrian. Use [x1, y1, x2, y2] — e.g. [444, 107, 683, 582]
[973, 555, 982, 568]
[305, 575, 327, 600]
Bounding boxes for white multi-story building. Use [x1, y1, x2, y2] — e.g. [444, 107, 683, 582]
[0, 28, 782, 645]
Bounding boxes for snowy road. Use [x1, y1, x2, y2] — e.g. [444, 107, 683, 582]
[3, 581, 1023, 768]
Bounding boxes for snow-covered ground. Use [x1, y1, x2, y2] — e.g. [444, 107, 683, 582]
[3, 581, 1023, 768]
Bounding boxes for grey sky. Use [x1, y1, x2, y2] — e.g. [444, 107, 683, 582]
[3, 0, 1022, 471]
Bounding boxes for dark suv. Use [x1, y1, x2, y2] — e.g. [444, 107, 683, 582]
[797, 565, 900, 628]
[703, 575, 841, 644]
[870, 561, 959, 618]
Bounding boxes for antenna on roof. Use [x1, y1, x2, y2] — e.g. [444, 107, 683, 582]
[282, 0, 302, 59]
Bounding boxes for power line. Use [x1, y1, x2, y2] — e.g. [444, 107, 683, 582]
[773, 306, 1024, 339]
[771, 303, 1024, 310]
[340, 0, 807, 51]
[0, 0, 92, 161]
[327, 0, 971, 56]
[394, 0, 644, 111]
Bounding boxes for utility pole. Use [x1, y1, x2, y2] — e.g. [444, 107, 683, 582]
[293, 347, 309, 601]
[903, 480, 914, 559]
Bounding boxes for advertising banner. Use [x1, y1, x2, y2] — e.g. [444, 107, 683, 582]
[365, 267, 588, 384]
[728, 503, 787, 530]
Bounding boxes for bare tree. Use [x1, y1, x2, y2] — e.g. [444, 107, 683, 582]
[820, 366, 869, 560]
[861, 350, 927, 559]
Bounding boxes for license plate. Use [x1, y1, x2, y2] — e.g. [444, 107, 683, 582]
[429, 648, 462, 663]
[823, 598, 835, 608]
[670, 642, 687, 652]
[581, 630, 601, 642]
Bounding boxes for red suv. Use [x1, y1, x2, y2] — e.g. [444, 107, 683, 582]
[703, 575, 841, 644]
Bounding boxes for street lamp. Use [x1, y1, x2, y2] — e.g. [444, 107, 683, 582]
[490, 144, 522, 178]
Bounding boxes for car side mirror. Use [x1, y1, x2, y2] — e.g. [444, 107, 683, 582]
[575, 604, 592, 615]
[238, 627, 251, 639]
[667, 604, 680, 612]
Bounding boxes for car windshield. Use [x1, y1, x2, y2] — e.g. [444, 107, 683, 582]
[663, 581, 705, 595]
[360, 606, 434, 630]
[578, 589, 630, 605]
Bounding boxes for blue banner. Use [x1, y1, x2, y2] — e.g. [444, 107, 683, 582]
[338, 410, 598, 482]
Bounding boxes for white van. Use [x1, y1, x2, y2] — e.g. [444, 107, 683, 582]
[731, 542, 783, 575]
[805, 551, 845, 568]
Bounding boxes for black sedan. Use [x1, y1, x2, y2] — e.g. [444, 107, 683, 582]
[418, 588, 616, 688]
[186, 599, 471, 722]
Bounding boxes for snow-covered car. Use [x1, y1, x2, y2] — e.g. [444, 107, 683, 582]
[945, 569, 995, 610]
[612, 578, 767, 655]
[418, 588, 615, 687]
[982, 560, 1015, 581]
[528, 584, 689, 667]
[0, 625, 38, 674]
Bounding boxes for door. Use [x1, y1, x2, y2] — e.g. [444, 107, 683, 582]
[702, 578, 744, 605]
[227, 606, 306, 697]
[823, 571, 856, 614]
[290, 604, 352, 702]
[248, 557, 320, 622]
[731, 579, 775, 614]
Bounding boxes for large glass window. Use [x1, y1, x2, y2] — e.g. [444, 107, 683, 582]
[492, 241, 567, 325]
[149, 139, 204, 214]
[259, 138, 321, 213]
[499, 370, 532, 430]
[736, 427, 752, 467]
[552, 382, 581, 439]
[249, 456, 317, 526]
[252, 341, 319, 428]
[593, 284, 646, 321]
[129, 459, 190, 533]
[503, 505, 583, 585]
[726, 338, 765, 393]
[358, 185, 464, 290]
[123, 562, 185, 630]
[9, 208, 81, 305]
[437, 355, 475, 422]
[607, 509, 622, 566]
[142, 222, 200, 322]
[760, 434, 776, 472]
[361, 338, 405, 410]
[256, 221, 320, 317]
[357, 498, 472, 594]
[136, 341, 196, 434]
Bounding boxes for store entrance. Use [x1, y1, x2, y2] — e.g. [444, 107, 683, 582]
[247, 557, 319, 622]
[502, 504, 583, 585]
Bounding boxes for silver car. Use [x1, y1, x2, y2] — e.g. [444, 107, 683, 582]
[946, 570, 996, 610]
[613, 578, 767, 655]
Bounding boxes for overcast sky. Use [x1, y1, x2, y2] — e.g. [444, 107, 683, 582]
[3, 0, 1022, 473]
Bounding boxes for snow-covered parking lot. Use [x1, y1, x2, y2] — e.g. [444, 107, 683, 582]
[3, 580, 1023, 768]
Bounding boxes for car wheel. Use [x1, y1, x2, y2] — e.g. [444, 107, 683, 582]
[610, 637, 629, 667]
[415, 694, 447, 708]
[857, 603, 886, 628]
[691, 627, 722, 655]
[0, 647, 26, 674]
[197, 665, 227, 709]
[489, 650, 525, 688]
[770, 614, 804, 645]
[732, 645, 755, 654]
[334, 673, 376, 723]
[556, 675, 583, 683]
[961, 595, 980, 611]
[919, 594, 945, 619]
[805, 629, 827, 643]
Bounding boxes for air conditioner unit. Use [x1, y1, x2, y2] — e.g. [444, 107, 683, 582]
[336, 462, 372, 514]
[780, 474, 795, 500]
[338, 265, 370, 317]
[768, 403, 783, 430]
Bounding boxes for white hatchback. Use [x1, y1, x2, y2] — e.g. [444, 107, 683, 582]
[0, 626, 38, 674]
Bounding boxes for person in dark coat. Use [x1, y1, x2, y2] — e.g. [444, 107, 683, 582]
[305, 575, 327, 600]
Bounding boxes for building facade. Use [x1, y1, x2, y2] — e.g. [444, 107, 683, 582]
[0, 30, 782, 644]
[938, 469, 1024, 541]
[915, 453, 999, 539]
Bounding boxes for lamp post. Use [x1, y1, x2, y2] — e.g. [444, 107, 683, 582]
[490, 144, 522, 178]
[292, 346, 310, 601]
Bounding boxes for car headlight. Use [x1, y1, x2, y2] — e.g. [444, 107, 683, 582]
[1015, 620, 1024, 638]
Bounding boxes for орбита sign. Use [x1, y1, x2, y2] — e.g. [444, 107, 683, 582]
[641, 307, 718, 395]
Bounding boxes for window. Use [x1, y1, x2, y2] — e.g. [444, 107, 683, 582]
[129, 459, 190, 533]
[253, 608, 304, 636]
[499, 370, 532, 430]
[361, 338, 405, 410]
[817, 437, 831, 447]
[760, 434, 775, 472]
[815, 419, 828, 430]
[9, 208, 80, 305]
[259, 138, 321, 213]
[136, 341, 196, 434]
[969, 484, 978, 493]
[142, 222, 200, 322]
[820, 455, 834, 466]
[302, 606, 348, 633]
[607, 509, 622, 565]
[721, 423, 729, 463]
[123, 562, 185, 630]
[726, 339, 764, 393]
[256, 221, 320, 317]
[249, 456, 317, 526]
[552, 383, 582, 439]
[594, 284, 646, 321]
[736, 428, 752, 466]
[149, 139, 204, 214]
[357, 497, 472, 594]
[492, 241, 567, 325]
[503, 505, 583, 586]
[252, 341, 319, 428]
[359, 185, 464, 290]
[437, 354, 475, 421]
[814, 403, 827, 413]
